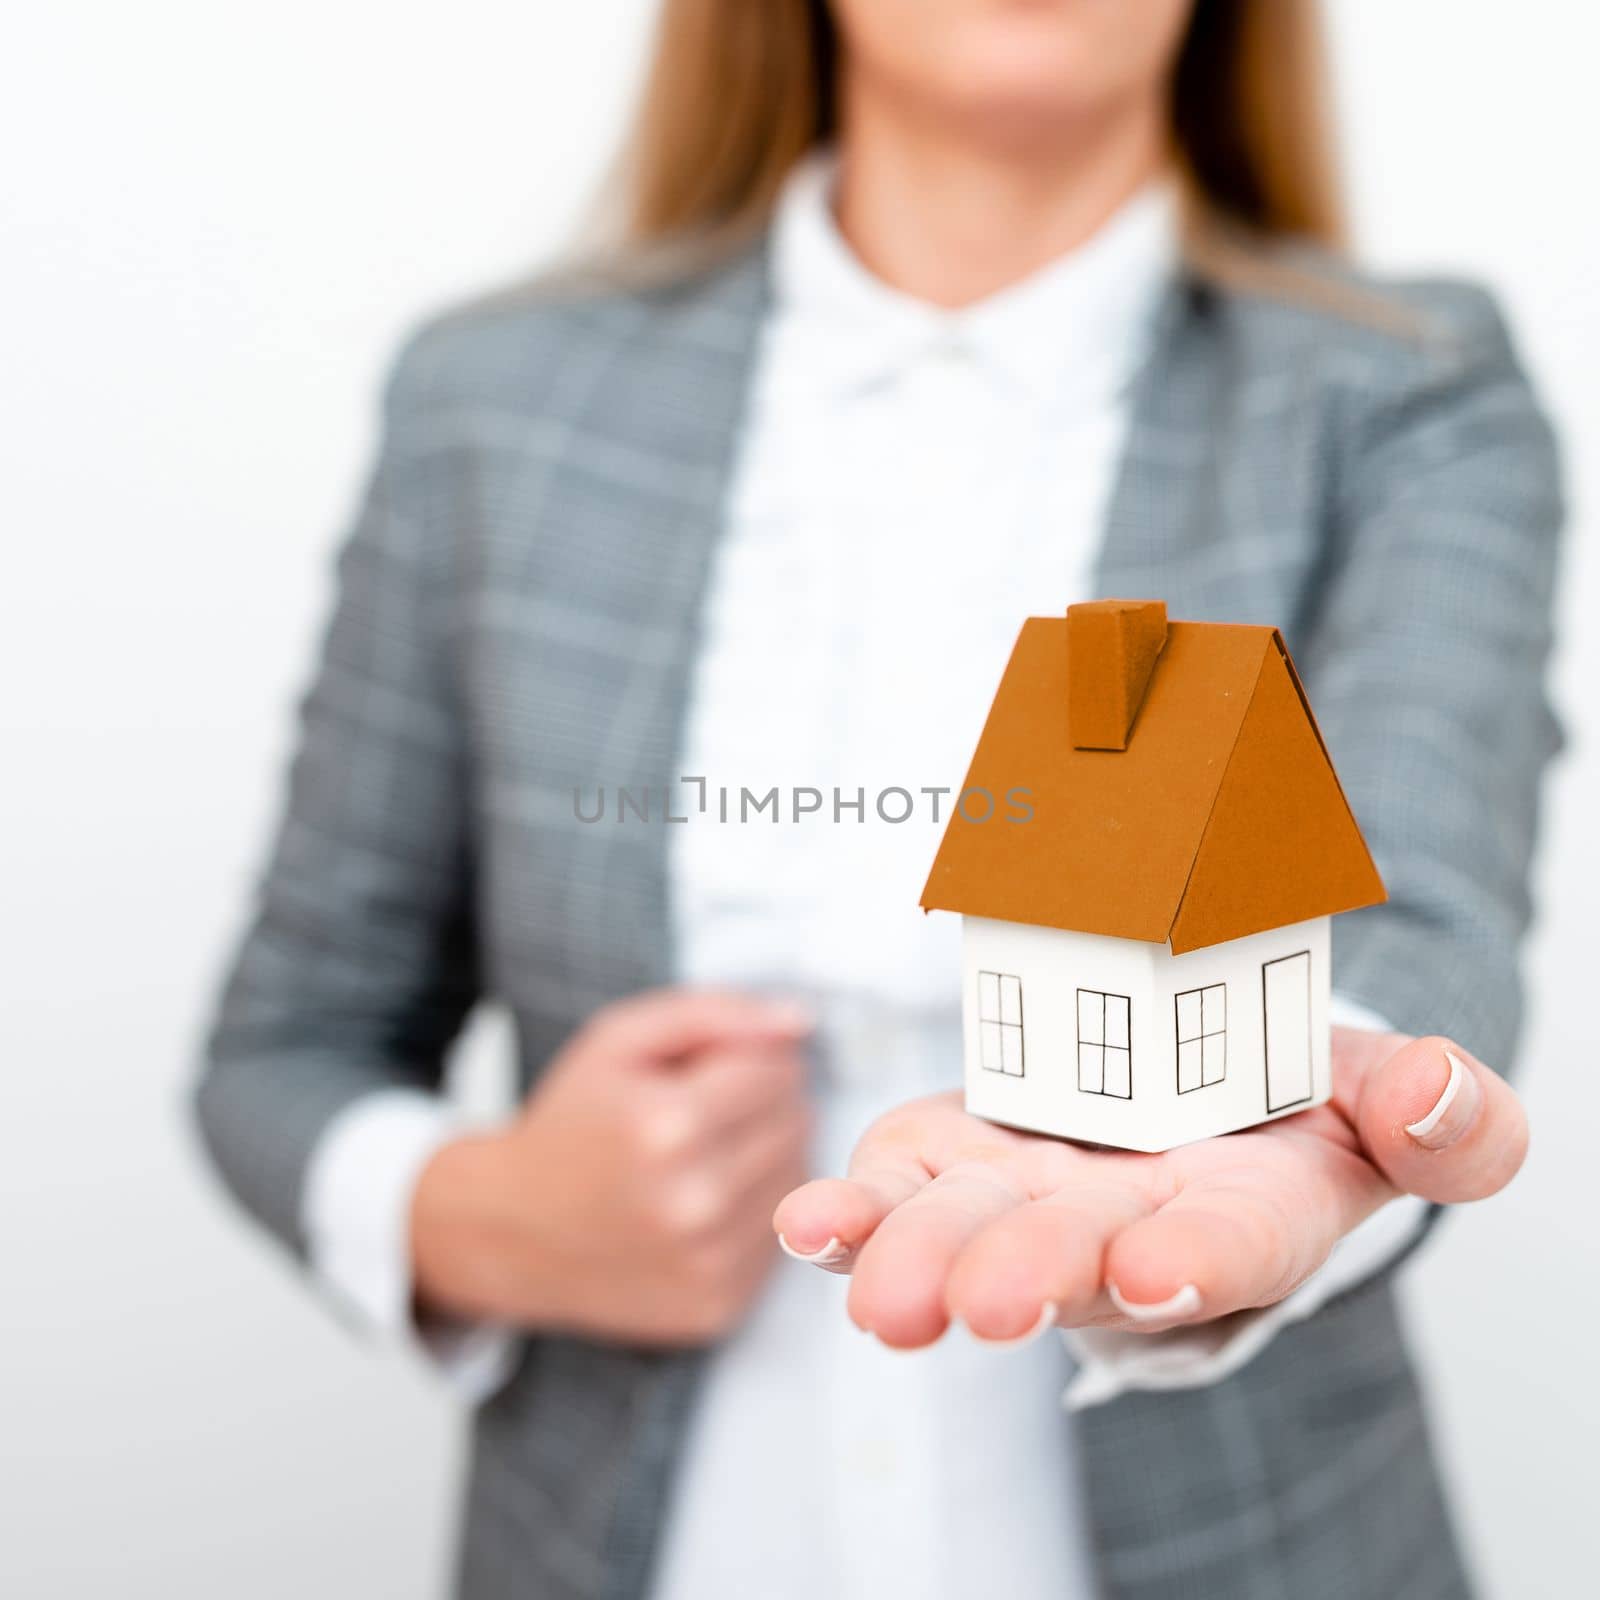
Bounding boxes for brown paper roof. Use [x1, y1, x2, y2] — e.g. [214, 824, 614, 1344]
[919, 618, 1386, 953]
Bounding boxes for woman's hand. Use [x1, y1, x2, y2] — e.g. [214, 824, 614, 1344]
[412, 989, 813, 1346]
[772, 1028, 1526, 1346]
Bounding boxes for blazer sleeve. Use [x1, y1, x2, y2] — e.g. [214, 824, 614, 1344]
[193, 328, 481, 1257]
[1301, 284, 1564, 1070]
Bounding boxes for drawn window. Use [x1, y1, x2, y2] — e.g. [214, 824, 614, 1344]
[1175, 983, 1227, 1093]
[978, 971, 1024, 1076]
[1077, 989, 1131, 1098]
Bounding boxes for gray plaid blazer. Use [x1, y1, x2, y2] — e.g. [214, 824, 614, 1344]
[196, 238, 1561, 1599]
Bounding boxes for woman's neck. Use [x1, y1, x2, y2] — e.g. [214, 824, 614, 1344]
[832, 84, 1171, 310]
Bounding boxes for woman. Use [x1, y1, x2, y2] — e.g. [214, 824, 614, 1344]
[197, 2, 1560, 1596]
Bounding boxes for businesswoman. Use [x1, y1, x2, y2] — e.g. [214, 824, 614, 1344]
[197, 2, 1560, 1596]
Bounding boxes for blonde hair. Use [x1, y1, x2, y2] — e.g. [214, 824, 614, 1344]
[618, 0, 1345, 259]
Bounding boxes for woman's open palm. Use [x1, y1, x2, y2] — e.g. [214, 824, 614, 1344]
[773, 1028, 1527, 1345]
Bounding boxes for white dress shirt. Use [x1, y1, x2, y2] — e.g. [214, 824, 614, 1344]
[302, 157, 1424, 1600]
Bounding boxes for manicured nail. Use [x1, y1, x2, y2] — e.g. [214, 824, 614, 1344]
[971, 1303, 1058, 1348]
[1405, 1049, 1482, 1150]
[778, 1233, 850, 1267]
[1108, 1282, 1202, 1323]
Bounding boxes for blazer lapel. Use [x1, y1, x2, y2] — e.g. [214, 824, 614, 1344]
[1098, 267, 1327, 633]
[478, 247, 771, 1020]
[1096, 277, 1225, 605]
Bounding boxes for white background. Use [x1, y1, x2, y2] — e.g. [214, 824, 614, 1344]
[2, 3, 1595, 1595]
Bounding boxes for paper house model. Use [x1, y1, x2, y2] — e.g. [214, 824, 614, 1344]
[921, 600, 1386, 1153]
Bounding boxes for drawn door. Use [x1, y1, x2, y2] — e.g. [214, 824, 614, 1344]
[1262, 952, 1312, 1112]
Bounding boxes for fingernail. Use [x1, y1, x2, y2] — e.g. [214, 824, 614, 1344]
[1405, 1049, 1482, 1150]
[778, 1233, 850, 1267]
[1108, 1283, 1202, 1323]
[971, 1303, 1058, 1348]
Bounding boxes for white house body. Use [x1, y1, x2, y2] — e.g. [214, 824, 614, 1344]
[961, 914, 1331, 1152]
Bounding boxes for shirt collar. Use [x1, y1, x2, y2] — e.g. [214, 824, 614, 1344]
[768, 153, 1178, 405]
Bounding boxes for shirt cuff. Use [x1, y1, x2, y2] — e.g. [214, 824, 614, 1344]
[1062, 993, 1421, 1410]
[301, 1088, 518, 1403]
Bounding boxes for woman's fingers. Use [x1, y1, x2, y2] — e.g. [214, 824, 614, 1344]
[771, 1092, 1004, 1272]
[772, 1170, 924, 1273]
[594, 987, 813, 1062]
[1100, 1176, 1334, 1324]
[1102, 1098, 1404, 1322]
[678, 1041, 808, 1142]
[944, 1182, 1151, 1339]
[771, 1144, 933, 1272]
[1354, 1035, 1528, 1203]
[847, 1164, 1031, 1346]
